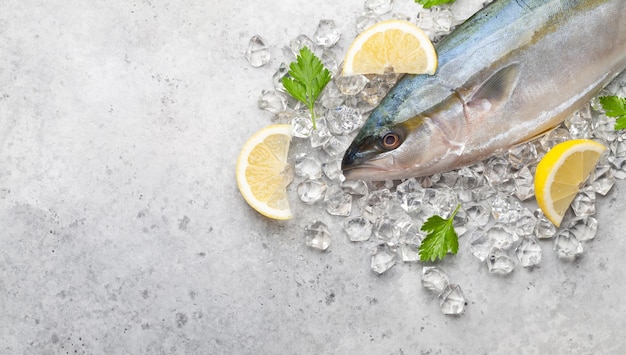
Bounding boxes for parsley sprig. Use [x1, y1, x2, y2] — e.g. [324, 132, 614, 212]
[598, 96, 626, 130]
[415, 0, 456, 9]
[419, 204, 461, 262]
[282, 46, 331, 130]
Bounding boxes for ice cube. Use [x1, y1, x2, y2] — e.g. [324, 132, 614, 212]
[341, 180, 369, 196]
[507, 142, 538, 170]
[515, 236, 542, 268]
[365, 0, 394, 15]
[322, 135, 351, 157]
[297, 180, 327, 204]
[326, 106, 363, 135]
[309, 118, 332, 148]
[571, 189, 596, 217]
[324, 185, 353, 216]
[294, 153, 322, 179]
[554, 230, 584, 260]
[540, 127, 571, 150]
[589, 161, 615, 195]
[289, 34, 317, 57]
[371, 244, 397, 274]
[272, 63, 289, 92]
[464, 202, 491, 228]
[291, 114, 314, 138]
[566, 216, 598, 242]
[421, 266, 449, 294]
[258, 90, 287, 114]
[373, 215, 402, 246]
[245, 35, 270, 67]
[486, 224, 519, 250]
[438, 284, 466, 315]
[313, 19, 341, 48]
[513, 166, 535, 201]
[321, 158, 342, 181]
[399, 242, 421, 262]
[344, 216, 373, 242]
[356, 12, 381, 33]
[335, 75, 369, 96]
[396, 178, 425, 213]
[484, 156, 510, 187]
[487, 249, 516, 274]
[305, 221, 331, 250]
[468, 229, 494, 262]
[359, 188, 392, 222]
[533, 209, 557, 239]
[320, 81, 346, 109]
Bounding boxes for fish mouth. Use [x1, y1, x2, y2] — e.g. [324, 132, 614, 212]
[341, 162, 391, 181]
[342, 136, 395, 181]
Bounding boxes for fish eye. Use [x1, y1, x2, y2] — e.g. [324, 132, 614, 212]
[380, 131, 401, 150]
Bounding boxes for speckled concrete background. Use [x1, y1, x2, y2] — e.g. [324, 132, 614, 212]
[1, 0, 625, 354]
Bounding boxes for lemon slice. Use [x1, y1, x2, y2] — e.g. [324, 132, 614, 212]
[534, 139, 607, 227]
[342, 19, 438, 76]
[236, 124, 294, 220]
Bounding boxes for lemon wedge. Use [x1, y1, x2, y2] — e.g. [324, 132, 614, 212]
[236, 124, 294, 220]
[342, 19, 438, 76]
[534, 139, 606, 227]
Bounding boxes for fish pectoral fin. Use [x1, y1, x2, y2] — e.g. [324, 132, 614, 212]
[466, 62, 521, 113]
[515, 125, 557, 145]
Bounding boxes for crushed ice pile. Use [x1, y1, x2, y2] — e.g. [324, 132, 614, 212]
[247, 0, 626, 315]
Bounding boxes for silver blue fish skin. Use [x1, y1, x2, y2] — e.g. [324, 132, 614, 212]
[341, 0, 626, 181]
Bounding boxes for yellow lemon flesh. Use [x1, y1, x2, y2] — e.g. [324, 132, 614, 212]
[236, 124, 293, 220]
[534, 139, 606, 227]
[342, 19, 438, 76]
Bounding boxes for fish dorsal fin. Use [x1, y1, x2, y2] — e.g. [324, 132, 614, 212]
[466, 63, 521, 113]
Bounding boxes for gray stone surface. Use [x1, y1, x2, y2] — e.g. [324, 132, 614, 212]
[1, 0, 625, 354]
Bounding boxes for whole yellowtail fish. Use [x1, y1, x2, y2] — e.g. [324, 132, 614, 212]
[341, 0, 626, 181]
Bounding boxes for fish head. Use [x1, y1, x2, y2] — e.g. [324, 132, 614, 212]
[342, 94, 467, 181]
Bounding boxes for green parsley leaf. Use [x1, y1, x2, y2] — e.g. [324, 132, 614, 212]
[281, 46, 331, 130]
[598, 96, 626, 130]
[415, 0, 456, 9]
[419, 204, 461, 262]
